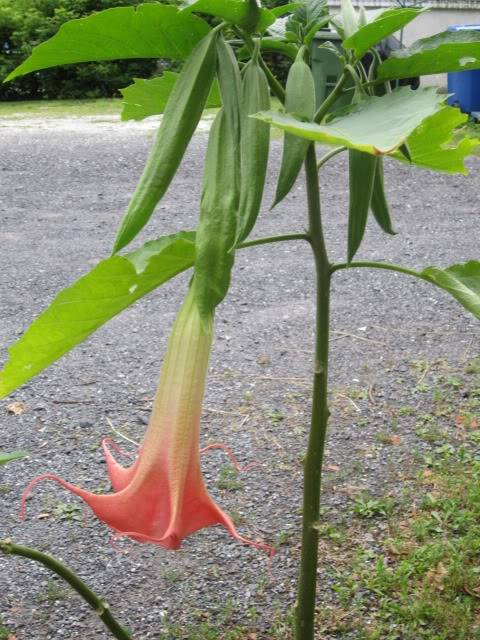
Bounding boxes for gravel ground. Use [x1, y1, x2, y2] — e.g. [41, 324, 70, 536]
[0, 116, 479, 639]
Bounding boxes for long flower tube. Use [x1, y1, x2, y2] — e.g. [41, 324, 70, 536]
[21, 287, 273, 556]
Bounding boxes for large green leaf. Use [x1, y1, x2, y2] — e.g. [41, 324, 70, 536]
[378, 30, 480, 80]
[393, 106, 479, 174]
[120, 73, 221, 122]
[421, 262, 480, 320]
[181, 0, 275, 31]
[343, 7, 426, 58]
[0, 451, 28, 466]
[5, 4, 210, 82]
[0, 233, 195, 399]
[254, 87, 444, 155]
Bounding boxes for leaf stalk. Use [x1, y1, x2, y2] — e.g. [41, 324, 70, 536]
[0, 540, 132, 640]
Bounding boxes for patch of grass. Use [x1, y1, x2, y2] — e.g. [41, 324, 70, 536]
[351, 493, 395, 519]
[466, 357, 480, 375]
[267, 409, 285, 425]
[217, 465, 243, 492]
[0, 98, 122, 119]
[0, 627, 12, 640]
[38, 579, 69, 603]
[159, 621, 248, 640]
[329, 435, 480, 639]
[162, 568, 185, 583]
[52, 501, 82, 521]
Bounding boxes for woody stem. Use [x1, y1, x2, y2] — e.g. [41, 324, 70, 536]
[295, 143, 331, 640]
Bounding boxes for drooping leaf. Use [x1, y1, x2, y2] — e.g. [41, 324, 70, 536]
[194, 110, 238, 320]
[112, 30, 217, 253]
[393, 106, 480, 174]
[343, 7, 426, 58]
[273, 48, 315, 208]
[0, 233, 196, 399]
[370, 158, 396, 235]
[120, 73, 221, 122]
[347, 151, 377, 262]
[216, 37, 242, 143]
[235, 57, 270, 244]
[5, 4, 210, 82]
[421, 262, 480, 320]
[378, 30, 480, 80]
[0, 451, 28, 466]
[181, 0, 275, 32]
[255, 87, 444, 155]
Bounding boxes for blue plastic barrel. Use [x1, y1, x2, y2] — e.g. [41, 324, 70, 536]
[447, 24, 480, 114]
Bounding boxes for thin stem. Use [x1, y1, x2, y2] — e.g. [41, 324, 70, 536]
[317, 146, 346, 171]
[295, 143, 331, 640]
[344, 63, 363, 93]
[0, 539, 132, 640]
[235, 28, 286, 103]
[331, 260, 419, 278]
[238, 232, 310, 250]
[314, 71, 348, 123]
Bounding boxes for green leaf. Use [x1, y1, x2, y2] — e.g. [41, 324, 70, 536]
[5, 4, 210, 83]
[293, 0, 328, 26]
[370, 158, 396, 235]
[340, 0, 358, 39]
[421, 262, 480, 320]
[113, 30, 217, 253]
[393, 106, 479, 175]
[273, 49, 315, 207]
[0, 233, 195, 399]
[271, 3, 300, 18]
[238, 38, 298, 61]
[378, 30, 480, 80]
[120, 73, 221, 122]
[0, 451, 28, 466]
[236, 58, 270, 243]
[181, 0, 275, 32]
[255, 87, 444, 155]
[194, 109, 238, 319]
[343, 7, 426, 58]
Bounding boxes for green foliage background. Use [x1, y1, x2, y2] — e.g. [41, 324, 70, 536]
[0, 0, 290, 101]
[0, 0, 159, 100]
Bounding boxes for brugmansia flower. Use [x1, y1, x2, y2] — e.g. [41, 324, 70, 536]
[21, 287, 272, 555]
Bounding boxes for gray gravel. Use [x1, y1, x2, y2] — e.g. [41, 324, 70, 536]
[0, 117, 479, 639]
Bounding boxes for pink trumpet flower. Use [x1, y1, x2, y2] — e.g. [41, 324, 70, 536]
[21, 287, 273, 556]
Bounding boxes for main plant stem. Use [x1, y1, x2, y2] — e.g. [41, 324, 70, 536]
[295, 144, 331, 640]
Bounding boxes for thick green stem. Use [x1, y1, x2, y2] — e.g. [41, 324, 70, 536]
[0, 540, 132, 640]
[314, 71, 348, 123]
[295, 144, 331, 640]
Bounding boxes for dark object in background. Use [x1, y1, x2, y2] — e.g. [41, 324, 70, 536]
[311, 29, 420, 110]
[365, 34, 420, 91]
